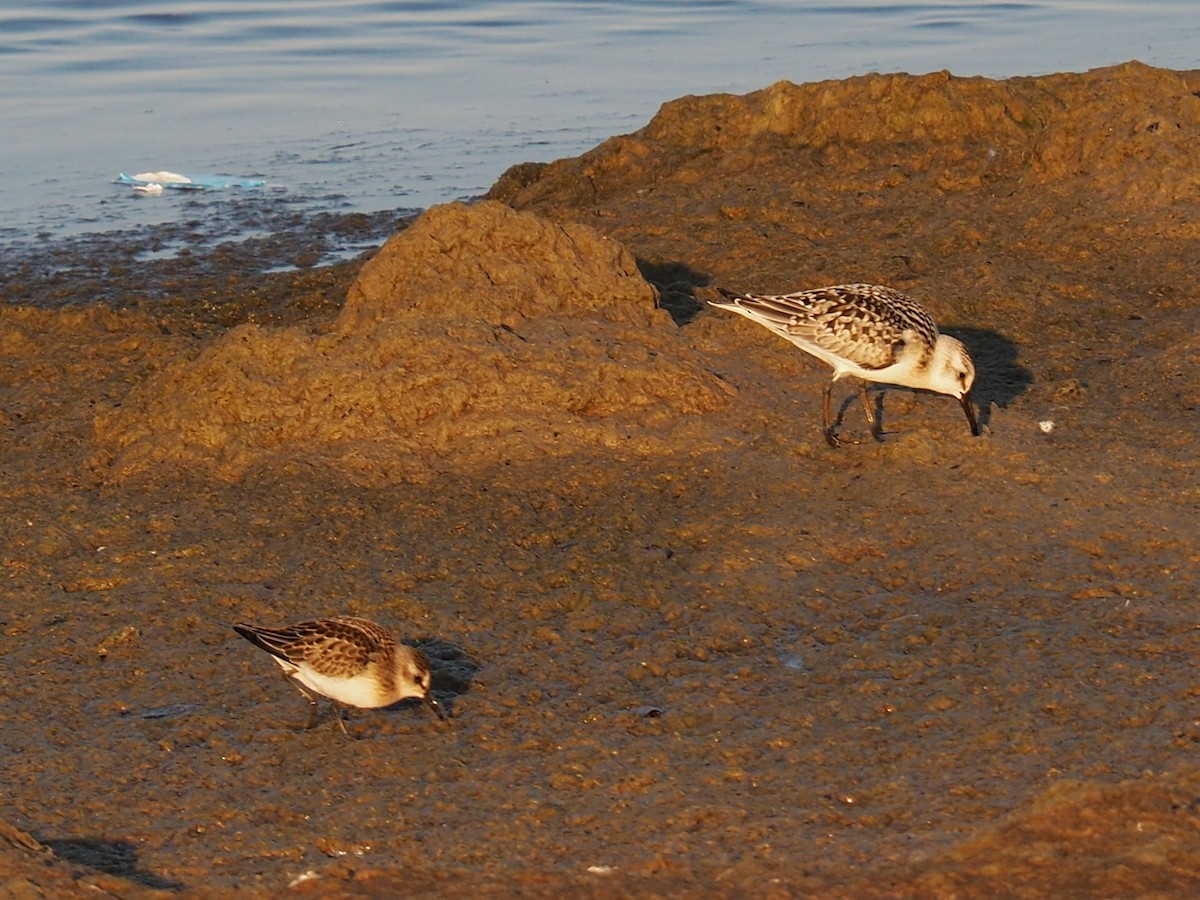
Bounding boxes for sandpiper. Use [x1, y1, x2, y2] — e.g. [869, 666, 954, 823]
[710, 283, 979, 446]
[232, 615, 445, 735]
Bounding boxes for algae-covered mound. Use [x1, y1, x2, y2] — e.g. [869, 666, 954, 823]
[490, 62, 1200, 213]
[94, 201, 730, 484]
[339, 198, 662, 331]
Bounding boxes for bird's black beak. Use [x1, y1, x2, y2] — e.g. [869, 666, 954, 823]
[960, 391, 980, 436]
[425, 693, 447, 721]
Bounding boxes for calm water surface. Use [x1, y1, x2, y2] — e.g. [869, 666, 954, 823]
[1, 1, 1196, 255]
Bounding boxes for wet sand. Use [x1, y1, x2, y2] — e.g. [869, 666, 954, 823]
[2, 62, 1200, 897]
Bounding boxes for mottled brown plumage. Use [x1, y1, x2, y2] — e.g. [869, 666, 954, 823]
[234, 615, 445, 734]
[711, 283, 979, 446]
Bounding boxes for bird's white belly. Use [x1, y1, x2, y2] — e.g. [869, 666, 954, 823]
[272, 657, 387, 707]
[304, 670, 386, 707]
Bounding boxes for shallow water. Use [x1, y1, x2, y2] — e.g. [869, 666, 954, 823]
[2, 0, 1197, 259]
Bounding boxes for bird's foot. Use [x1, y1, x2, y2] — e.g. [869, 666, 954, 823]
[824, 427, 850, 448]
[300, 700, 322, 731]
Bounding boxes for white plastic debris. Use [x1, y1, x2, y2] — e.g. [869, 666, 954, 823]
[131, 170, 192, 184]
[114, 171, 265, 192]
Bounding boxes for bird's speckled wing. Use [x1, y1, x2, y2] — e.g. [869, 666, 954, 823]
[715, 284, 938, 370]
[234, 616, 387, 677]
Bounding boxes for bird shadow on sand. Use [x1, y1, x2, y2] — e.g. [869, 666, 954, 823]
[943, 325, 1032, 430]
[42, 837, 184, 891]
[636, 258, 709, 324]
[405, 637, 481, 718]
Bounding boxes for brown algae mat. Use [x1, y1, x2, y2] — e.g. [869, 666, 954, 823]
[2, 61, 1200, 897]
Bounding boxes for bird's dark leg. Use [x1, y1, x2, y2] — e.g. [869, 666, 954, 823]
[822, 381, 843, 447]
[283, 673, 326, 732]
[329, 704, 352, 739]
[282, 673, 355, 738]
[303, 701, 323, 731]
[858, 382, 883, 442]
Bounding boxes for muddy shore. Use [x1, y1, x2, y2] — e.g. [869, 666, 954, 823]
[2, 61, 1200, 897]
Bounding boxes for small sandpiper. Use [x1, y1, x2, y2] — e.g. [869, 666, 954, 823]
[233, 615, 445, 735]
[710, 283, 979, 446]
